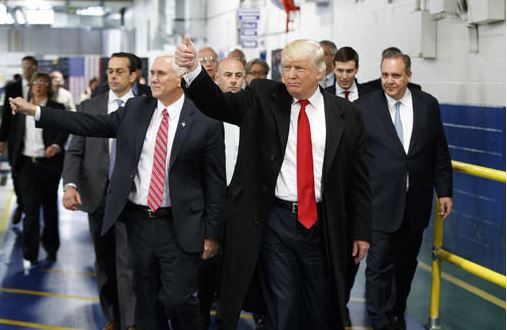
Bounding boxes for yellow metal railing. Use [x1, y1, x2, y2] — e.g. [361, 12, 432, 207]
[428, 160, 506, 330]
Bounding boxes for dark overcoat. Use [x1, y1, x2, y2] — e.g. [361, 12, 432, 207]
[184, 70, 371, 329]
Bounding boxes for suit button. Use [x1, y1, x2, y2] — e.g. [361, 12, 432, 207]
[270, 154, 276, 161]
[130, 174, 134, 179]
[262, 185, 268, 192]
[253, 218, 261, 225]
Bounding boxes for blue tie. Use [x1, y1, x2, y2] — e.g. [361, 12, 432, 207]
[394, 101, 404, 145]
[109, 99, 124, 178]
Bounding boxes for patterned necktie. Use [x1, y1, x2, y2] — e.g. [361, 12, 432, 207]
[394, 101, 404, 145]
[343, 90, 350, 101]
[147, 108, 169, 211]
[108, 99, 124, 179]
[297, 99, 317, 229]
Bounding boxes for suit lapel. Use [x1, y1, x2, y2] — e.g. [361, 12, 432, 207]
[269, 87, 292, 156]
[408, 91, 422, 154]
[168, 98, 194, 171]
[322, 90, 345, 179]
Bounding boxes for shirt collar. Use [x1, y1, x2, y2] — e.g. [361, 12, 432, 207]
[336, 80, 358, 95]
[109, 89, 135, 105]
[291, 86, 323, 109]
[385, 88, 412, 108]
[157, 93, 185, 121]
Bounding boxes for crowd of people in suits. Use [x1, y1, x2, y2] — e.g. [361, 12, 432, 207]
[3, 33, 452, 330]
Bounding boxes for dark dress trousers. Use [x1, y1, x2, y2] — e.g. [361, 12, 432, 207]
[355, 90, 452, 329]
[62, 92, 135, 328]
[183, 69, 371, 330]
[9, 101, 68, 262]
[1, 79, 25, 211]
[37, 96, 226, 330]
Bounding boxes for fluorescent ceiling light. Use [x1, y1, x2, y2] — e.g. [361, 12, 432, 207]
[25, 8, 54, 24]
[15, 8, 26, 24]
[6, 12, 14, 24]
[76, 6, 109, 16]
[0, 4, 6, 24]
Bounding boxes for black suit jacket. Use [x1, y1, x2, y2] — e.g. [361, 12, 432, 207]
[184, 69, 371, 328]
[354, 89, 452, 233]
[1, 79, 22, 165]
[38, 96, 226, 253]
[62, 93, 111, 213]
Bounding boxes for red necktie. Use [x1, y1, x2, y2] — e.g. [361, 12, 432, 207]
[297, 99, 317, 229]
[147, 108, 169, 211]
[343, 90, 350, 100]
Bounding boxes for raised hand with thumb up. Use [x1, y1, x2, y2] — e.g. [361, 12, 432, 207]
[175, 33, 199, 72]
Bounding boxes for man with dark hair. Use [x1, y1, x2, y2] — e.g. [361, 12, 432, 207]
[355, 52, 452, 330]
[319, 40, 338, 88]
[0, 55, 39, 225]
[245, 59, 270, 86]
[326, 46, 369, 102]
[62, 53, 138, 330]
[92, 53, 152, 98]
[361, 47, 422, 92]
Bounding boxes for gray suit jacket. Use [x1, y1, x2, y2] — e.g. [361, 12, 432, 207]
[62, 93, 111, 213]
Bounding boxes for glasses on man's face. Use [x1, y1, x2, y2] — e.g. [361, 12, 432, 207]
[199, 57, 217, 64]
[32, 80, 49, 86]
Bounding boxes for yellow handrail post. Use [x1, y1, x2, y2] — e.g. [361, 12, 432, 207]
[428, 198, 443, 330]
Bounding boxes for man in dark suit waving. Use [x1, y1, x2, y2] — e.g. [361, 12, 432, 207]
[176, 34, 371, 330]
[355, 52, 452, 330]
[10, 55, 226, 330]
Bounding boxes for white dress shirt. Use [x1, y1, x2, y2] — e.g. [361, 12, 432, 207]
[24, 98, 47, 158]
[336, 81, 359, 102]
[385, 89, 413, 154]
[275, 88, 326, 202]
[128, 95, 184, 207]
[224, 122, 239, 185]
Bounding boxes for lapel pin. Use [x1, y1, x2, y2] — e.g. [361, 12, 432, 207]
[181, 122, 186, 127]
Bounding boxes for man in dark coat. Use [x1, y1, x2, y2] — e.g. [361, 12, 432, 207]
[355, 52, 452, 330]
[176, 34, 371, 330]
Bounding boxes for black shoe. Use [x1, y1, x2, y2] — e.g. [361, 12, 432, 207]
[392, 315, 406, 330]
[46, 253, 57, 262]
[12, 207, 22, 225]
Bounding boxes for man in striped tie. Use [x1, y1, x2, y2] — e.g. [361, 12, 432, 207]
[9, 55, 226, 330]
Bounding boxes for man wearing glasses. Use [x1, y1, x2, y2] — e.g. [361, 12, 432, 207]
[245, 59, 270, 86]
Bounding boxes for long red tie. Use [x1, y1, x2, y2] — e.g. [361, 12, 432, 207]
[147, 108, 169, 211]
[297, 99, 317, 229]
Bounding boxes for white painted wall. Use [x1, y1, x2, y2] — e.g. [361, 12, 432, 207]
[202, 0, 505, 107]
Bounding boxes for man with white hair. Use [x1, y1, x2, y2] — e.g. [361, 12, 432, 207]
[9, 55, 226, 330]
[176, 34, 371, 330]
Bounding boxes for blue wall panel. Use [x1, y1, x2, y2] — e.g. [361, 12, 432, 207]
[425, 104, 505, 274]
